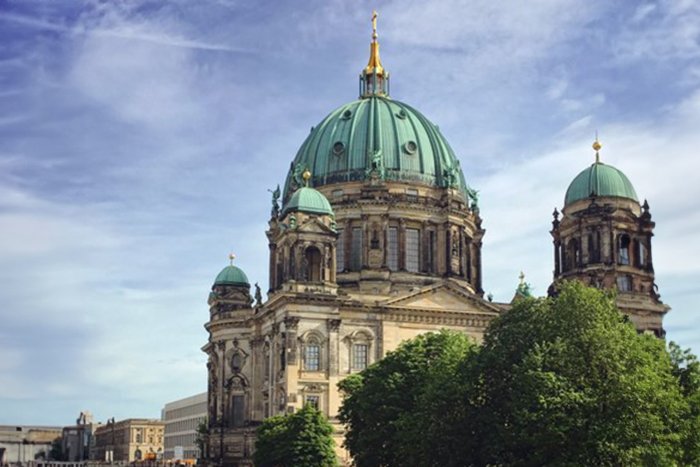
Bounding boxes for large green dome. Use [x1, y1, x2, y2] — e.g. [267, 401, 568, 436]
[282, 186, 334, 216]
[565, 161, 638, 206]
[282, 96, 470, 201]
[214, 265, 249, 287]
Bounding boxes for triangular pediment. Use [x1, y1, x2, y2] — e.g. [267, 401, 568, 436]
[382, 282, 500, 315]
[296, 218, 335, 234]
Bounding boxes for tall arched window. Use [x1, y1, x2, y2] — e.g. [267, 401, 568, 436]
[387, 227, 399, 271]
[406, 228, 420, 272]
[302, 333, 324, 372]
[567, 239, 580, 270]
[304, 246, 322, 282]
[618, 234, 631, 265]
[336, 229, 345, 272]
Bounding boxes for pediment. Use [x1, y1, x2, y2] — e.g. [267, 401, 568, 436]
[296, 218, 335, 234]
[382, 282, 500, 315]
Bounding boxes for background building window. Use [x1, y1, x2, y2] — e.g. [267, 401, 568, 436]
[387, 227, 398, 271]
[304, 344, 320, 371]
[350, 228, 363, 271]
[352, 343, 368, 370]
[406, 228, 420, 272]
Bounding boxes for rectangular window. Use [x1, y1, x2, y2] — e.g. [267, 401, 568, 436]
[350, 227, 363, 271]
[617, 275, 632, 292]
[305, 395, 319, 409]
[406, 228, 420, 273]
[352, 343, 368, 370]
[387, 227, 398, 271]
[304, 344, 320, 371]
[336, 229, 345, 272]
[231, 395, 245, 428]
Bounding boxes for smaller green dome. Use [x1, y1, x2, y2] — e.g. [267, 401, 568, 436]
[282, 186, 334, 216]
[565, 162, 638, 206]
[214, 265, 249, 286]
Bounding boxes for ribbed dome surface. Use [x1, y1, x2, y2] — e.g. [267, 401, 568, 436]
[214, 265, 249, 286]
[565, 162, 638, 206]
[282, 96, 469, 200]
[282, 186, 334, 216]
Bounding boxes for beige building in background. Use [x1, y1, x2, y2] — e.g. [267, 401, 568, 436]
[162, 393, 207, 463]
[92, 418, 163, 462]
[0, 425, 61, 465]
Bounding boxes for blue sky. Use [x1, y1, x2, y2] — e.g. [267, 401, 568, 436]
[1, 0, 699, 426]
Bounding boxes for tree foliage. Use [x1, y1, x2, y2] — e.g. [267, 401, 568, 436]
[339, 281, 700, 466]
[338, 330, 477, 467]
[254, 404, 337, 467]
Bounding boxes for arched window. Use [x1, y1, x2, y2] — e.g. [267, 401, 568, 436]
[304, 246, 322, 282]
[336, 229, 345, 272]
[228, 376, 247, 428]
[567, 239, 580, 270]
[350, 228, 363, 271]
[618, 234, 631, 265]
[387, 227, 399, 271]
[406, 228, 420, 272]
[302, 333, 324, 372]
[346, 330, 373, 372]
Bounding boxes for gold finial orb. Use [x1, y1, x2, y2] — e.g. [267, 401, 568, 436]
[302, 169, 312, 184]
[228, 253, 236, 265]
[592, 140, 602, 152]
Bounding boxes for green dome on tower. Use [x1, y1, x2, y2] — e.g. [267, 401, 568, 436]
[214, 257, 250, 287]
[564, 140, 638, 206]
[282, 186, 334, 216]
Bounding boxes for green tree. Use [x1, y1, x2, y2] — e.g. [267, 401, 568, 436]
[48, 437, 64, 461]
[474, 281, 687, 466]
[338, 330, 477, 467]
[254, 404, 337, 467]
[338, 282, 699, 466]
[195, 418, 208, 460]
[670, 341, 700, 465]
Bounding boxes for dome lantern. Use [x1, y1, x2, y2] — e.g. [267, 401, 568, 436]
[360, 10, 389, 98]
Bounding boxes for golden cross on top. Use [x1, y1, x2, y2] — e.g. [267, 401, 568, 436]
[372, 10, 378, 40]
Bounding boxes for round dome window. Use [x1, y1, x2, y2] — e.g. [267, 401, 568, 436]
[332, 141, 345, 156]
[404, 141, 418, 154]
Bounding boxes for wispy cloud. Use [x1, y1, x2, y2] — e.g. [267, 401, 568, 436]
[0, 11, 248, 52]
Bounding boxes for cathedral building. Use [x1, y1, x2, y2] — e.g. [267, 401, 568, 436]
[201, 13, 669, 466]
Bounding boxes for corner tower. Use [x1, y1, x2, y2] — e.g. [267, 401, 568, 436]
[550, 139, 669, 335]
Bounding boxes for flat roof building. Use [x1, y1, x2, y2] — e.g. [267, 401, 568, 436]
[162, 393, 207, 463]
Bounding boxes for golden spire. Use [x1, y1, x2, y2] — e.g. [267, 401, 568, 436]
[518, 271, 525, 285]
[364, 10, 384, 76]
[592, 132, 602, 163]
[228, 253, 236, 265]
[302, 169, 312, 187]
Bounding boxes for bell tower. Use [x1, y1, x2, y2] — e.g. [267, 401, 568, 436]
[550, 139, 669, 336]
